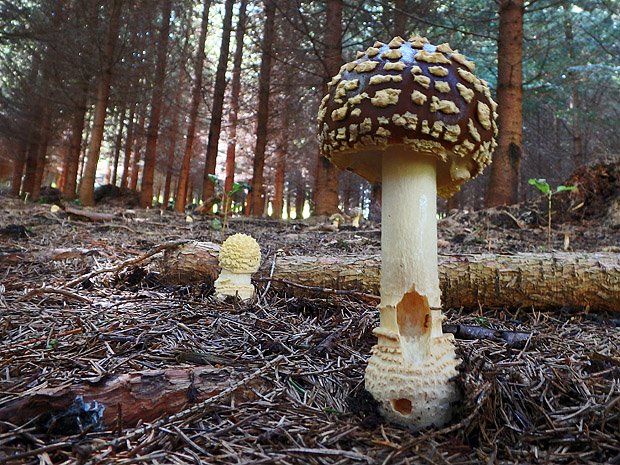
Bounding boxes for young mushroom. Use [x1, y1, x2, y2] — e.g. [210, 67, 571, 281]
[350, 206, 363, 227]
[329, 212, 345, 228]
[214, 233, 261, 301]
[318, 35, 497, 428]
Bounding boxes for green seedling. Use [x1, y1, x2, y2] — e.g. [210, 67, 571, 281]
[207, 175, 249, 232]
[528, 178, 578, 249]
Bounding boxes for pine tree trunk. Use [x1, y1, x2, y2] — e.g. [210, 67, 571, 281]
[78, 0, 123, 206]
[272, 110, 289, 219]
[121, 103, 136, 189]
[175, 0, 211, 212]
[392, 0, 406, 37]
[224, 0, 248, 212]
[312, 0, 342, 216]
[21, 139, 40, 197]
[111, 106, 126, 186]
[485, 0, 523, 207]
[563, 4, 583, 169]
[140, 0, 172, 208]
[295, 176, 305, 218]
[31, 112, 52, 200]
[9, 144, 27, 196]
[130, 109, 146, 191]
[250, 0, 276, 216]
[164, 37, 191, 209]
[201, 0, 235, 206]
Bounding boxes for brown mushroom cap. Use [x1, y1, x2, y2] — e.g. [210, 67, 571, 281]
[317, 36, 498, 198]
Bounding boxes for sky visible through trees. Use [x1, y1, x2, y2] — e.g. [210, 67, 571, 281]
[1, 0, 619, 216]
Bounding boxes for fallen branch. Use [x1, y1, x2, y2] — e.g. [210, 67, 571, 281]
[443, 324, 532, 347]
[0, 359, 281, 431]
[65, 239, 190, 288]
[159, 242, 620, 311]
[15, 287, 92, 304]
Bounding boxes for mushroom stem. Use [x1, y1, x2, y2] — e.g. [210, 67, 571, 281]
[365, 146, 459, 428]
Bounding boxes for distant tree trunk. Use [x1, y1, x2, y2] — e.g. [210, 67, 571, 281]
[111, 106, 126, 186]
[121, 103, 136, 189]
[563, 3, 583, 169]
[130, 109, 145, 191]
[201, 0, 234, 206]
[78, 0, 123, 206]
[140, 0, 172, 208]
[10, 144, 27, 196]
[272, 130, 288, 219]
[368, 182, 382, 222]
[21, 139, 41, 197]
[295, 176, 305, 219]
[223, 0, 248, 213]
[163, 35, 190, 209]
[250, 0, 276, 216]
[175, 0, 211, 213]
[31, 112, 52, 200]
[313, 0, 342, 216]
[485, 0, 523, 207]
[392, 0, 406, 37]
[63, 85, 89, 199]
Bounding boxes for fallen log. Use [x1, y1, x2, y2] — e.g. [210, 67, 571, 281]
[0, 366, 264, 432]
[157, 242, 620, 311]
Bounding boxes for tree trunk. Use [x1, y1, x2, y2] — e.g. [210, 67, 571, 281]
[272, 111, 289, 219]
[111, 106, 126, 186]
[392, 0, 406, 37]
[563, 3, 583, 169]
[158, 244, 620, 312]
[130, 108, 146, 191]
[31, 111, 52, 200]
[0, 366, 266, 429]
[175, 0, 211, 212]
[78, 0, 123, 206]
[21, 139, 41, 197]
[201, 0, 235, 206]
[250, 0, 276, 216]
[140, 0, 172, 208]
[121, 103, 136, 189]
[224, 0, 248, 213]
[163, 37, 190, 209]
[295, 176, 305, 218]
[313, 0, 342, 217]
[63, 82, 89, 200]
[485, 0, 523, 207]
[9, 143, 27, 196]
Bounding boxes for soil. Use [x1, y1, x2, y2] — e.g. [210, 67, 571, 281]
[1, 179, 619, 464]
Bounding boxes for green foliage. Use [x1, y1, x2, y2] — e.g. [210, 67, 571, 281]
[528, 178, 578, 248]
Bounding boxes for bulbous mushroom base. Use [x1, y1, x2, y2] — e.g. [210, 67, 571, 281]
[364, 333, 460, 429]
[214, 269, 256, 301]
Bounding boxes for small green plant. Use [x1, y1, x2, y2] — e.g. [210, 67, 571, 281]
[528, 178, 578, 248]
[207, 175, 249, 232]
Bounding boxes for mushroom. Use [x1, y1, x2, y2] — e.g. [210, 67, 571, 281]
[329, 212, 345, 228]
[318, 36, 497, 428]
[350, 206, 363, 227]
[214, 233, 261, 300]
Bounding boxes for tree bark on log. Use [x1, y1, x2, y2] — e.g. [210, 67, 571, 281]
[156, 242, 620, 311]
[0, 366, 258, 430]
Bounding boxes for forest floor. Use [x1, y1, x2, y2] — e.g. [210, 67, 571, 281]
[1, 166, 620, 464]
